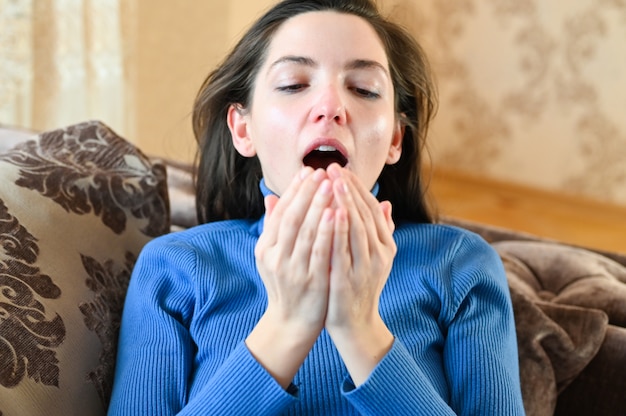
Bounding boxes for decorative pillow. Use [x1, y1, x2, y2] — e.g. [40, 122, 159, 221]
[0, 121, 170, 416]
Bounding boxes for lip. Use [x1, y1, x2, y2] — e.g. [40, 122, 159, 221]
[302, 138, 349, 163]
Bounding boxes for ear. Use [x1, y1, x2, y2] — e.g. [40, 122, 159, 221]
[227, 104, 256, 157]
[386, 119, 404, 164]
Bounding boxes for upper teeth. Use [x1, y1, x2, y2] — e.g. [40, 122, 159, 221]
[316, 145, 337, 152]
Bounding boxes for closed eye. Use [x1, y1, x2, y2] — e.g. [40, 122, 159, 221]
[351, 87, 380, 99]
[277, 84, 308, 93]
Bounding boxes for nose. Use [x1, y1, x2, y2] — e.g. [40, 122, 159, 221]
[311, 85, 346, 125]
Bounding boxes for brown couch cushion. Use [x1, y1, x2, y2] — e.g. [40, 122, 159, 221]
[555, 325, 626, 416]
[0, 121, 169, 416]
[494, 240, 626, 416]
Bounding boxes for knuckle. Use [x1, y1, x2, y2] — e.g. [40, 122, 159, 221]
[282, 211, 302, 229]
[298, 225, 316, 244]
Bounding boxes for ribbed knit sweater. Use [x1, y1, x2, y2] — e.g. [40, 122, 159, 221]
[108, 218, 525, 415]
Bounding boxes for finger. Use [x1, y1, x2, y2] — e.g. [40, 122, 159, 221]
[379, 200, 395, 233]
[273, 169, 330, 258]
[258, 195, 280, 257]
[340, 169, 395, 247]
[331, 206, 350, 278]
[332, 176, 369, 264]
[267, 167, 314, 219]
[326, 163, 342, 181]
[260, 167, 313, 247]
[328, 163, 382, 226]
[308, 206, 335, 281]
[264, 195, 279, 218]
[291, 177, 334, 268]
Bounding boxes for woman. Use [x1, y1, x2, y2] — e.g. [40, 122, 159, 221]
[108, 0, 525, 414]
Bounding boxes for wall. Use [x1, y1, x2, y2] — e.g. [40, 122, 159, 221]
[129, 0, 275, 162]
[385, 0, 626, 206]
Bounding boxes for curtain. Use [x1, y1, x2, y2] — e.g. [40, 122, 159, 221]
[0, 0, 134, 136]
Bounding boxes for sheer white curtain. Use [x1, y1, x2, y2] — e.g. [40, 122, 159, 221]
[0, 0, 133, 135]
[0, 0, 32, 127]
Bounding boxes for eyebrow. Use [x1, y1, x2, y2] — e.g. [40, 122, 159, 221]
[269, 55, 389, 77]
[270, 55, 317, 68]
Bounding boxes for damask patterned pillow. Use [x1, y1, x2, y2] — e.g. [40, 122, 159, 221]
[0, 121, 170, 416]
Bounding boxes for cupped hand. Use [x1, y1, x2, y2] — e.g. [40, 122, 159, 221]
[324, 164, 396, 330]
[323, 163, 397, 385]
[249, 164, 397, 388]
[254, 167, 335, 335]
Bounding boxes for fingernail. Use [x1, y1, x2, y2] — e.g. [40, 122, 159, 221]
[312, 168, 326, 182]
[327, 164, 340, 179]
[319, 179, 331, 195]
[300, 167, 312, 179]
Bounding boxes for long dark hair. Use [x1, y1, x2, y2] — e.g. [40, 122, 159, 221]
[192, 0, 437, 224]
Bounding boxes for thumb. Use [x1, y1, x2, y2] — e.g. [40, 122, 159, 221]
[264, 195, 280, 218]
[379, 200, 395, 233]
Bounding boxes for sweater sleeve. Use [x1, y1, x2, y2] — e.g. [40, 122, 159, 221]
[342, 339, 456, 415]
[107, 236, 297, 415]
[443, 232, 525, 415]
[342, 231, 525, 415]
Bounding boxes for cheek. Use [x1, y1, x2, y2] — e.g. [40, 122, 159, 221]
[251, 106, 296, 150]
[362, 113, 396, 148]
[249, 106, 302, 195]
[265, 100, 303, 131]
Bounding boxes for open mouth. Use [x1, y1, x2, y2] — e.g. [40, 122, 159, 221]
[303, 145, 348, 170]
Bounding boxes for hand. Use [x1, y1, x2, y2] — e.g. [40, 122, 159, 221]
[324, 164, 397, 385]
[246, 167, 335, 388]
[256, 167, 337, 330]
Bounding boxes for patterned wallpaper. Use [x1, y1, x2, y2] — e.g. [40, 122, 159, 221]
[386, 0, 626, 207]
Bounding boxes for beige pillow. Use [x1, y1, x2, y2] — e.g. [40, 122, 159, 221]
[0, 121, 170, 416]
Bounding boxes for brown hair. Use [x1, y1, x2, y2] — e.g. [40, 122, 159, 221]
[192, 0, 437, 224]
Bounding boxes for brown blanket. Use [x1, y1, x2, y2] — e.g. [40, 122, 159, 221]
[494, 240, 626, 416]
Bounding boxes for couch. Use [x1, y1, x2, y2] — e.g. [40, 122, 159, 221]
[0, 121, 624, 415]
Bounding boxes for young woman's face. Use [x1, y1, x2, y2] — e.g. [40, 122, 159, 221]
[229, 11, 402, 196]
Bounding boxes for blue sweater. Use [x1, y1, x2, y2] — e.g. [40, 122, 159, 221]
[109, 219, 524, 415]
